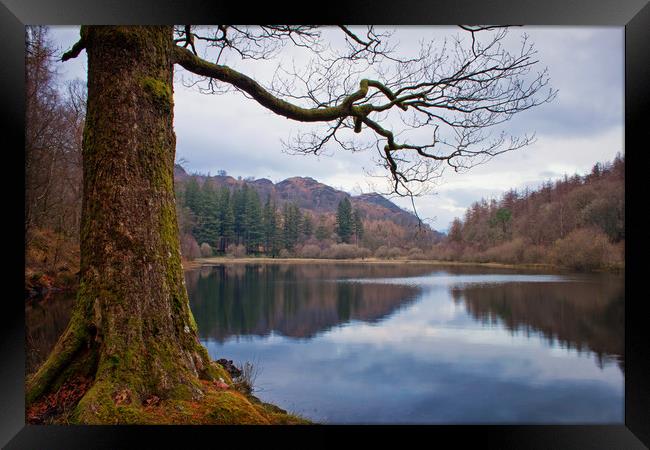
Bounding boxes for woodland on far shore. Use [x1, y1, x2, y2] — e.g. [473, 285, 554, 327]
[173, 153, 624, 274]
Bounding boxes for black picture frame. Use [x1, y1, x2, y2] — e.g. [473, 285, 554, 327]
[2, 0, 648, 448]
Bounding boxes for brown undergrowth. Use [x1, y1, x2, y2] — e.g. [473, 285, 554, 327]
[25, 228, 80, 298]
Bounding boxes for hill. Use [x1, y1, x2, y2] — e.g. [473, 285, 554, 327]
[173, 166, 443, 258]
[432, 154, 625, 271]
[174, 166, 426, 226]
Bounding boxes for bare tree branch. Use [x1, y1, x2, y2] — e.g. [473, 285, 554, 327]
[173, 26, 556, 201]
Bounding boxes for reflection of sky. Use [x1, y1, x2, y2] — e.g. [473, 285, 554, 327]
[346, 273, 573, 286]
[201, 272, 623, 424]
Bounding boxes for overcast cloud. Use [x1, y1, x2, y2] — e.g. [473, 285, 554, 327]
[48, 26, 623, 232]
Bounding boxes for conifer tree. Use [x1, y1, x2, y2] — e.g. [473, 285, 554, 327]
[217, 187, 235, 251]
[263, 195, 277, 254]
[352, 209, 364, 244]
[245, 187, 264, 253]
[196, 181, 220, 246]
[336, 197, 353, 243]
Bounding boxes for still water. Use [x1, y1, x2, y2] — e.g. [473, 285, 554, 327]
[25, 263, 624, 424]
[186, 263, 624, 424]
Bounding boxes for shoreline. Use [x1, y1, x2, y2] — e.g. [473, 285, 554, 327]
[184, 256, 623, 273]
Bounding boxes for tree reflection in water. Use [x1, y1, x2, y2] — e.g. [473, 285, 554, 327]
[26, 263, 624, 382]
[185, 264, 427, 341]
[451, 277, 624, 370]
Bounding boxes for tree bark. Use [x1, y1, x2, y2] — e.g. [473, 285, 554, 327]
[26, 26, 221, 423]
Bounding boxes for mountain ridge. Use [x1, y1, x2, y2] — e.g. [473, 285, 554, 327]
[174, 164, 444, 238]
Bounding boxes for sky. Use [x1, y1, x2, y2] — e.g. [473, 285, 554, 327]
[48, 26, 624, 232]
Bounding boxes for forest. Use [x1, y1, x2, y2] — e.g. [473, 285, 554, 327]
[431, 154, 625, 271]
[175, 177, 365, 259]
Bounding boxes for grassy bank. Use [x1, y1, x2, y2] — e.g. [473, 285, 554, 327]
[188, 255, 624, 273]
[191, 256, 561, 270]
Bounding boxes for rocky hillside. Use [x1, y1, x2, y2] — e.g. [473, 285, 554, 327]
[174, 165, 442, 238]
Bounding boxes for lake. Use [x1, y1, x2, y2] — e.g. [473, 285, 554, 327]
[26, 262, 624, 424]
[186, 262, 624, 424]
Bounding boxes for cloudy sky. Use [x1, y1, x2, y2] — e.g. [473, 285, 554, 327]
[49, 26, 623, 232]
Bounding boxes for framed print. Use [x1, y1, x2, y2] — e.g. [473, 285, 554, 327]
[2, 0, 649, 447]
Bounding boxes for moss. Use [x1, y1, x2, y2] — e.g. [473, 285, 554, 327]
[203, 361, 232, 384]
[72, 380, 116, 424]
[168, 383, 195, 401]
[60, 374, 311, 425]
[205, 390, 269, 425]
[141, 76, 173, 112]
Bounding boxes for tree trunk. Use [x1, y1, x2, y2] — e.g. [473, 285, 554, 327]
[26, 26, 221, 423]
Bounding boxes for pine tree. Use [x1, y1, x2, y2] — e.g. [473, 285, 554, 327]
[184, 176, 201, 213]
[352, 209, 364, 244]
[196, 181, 220, 246]
[263, 195, 277, 254]
[245, 187, 264, 253]
[218, 187, 235, 251]
[336, 197, 353, 243]
[315, 215, 329, 241]
[232, 186, 247, 245]
[282, 202, 301, 250]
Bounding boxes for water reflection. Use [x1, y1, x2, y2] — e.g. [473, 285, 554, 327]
[25, 263, 625, 423]
[453, 279, 624, 369]
[191, 264, 624, 423]
[25, 291, 76, 376]
[185, 264, 425, 341]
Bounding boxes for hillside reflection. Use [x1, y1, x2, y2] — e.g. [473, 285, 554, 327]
[186, 264, 426, 341]
[452, 278, 624, 369]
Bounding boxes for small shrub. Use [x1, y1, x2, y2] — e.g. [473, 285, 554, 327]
[278, 249, 292, 258]
[428, 243, 461, 261]
[481, 238, 526, 264]
[386, 247, 403, 259]
[226, 243, 247, 258]
[299, 244, 321, 259]
[357, 247, 372, 259]
[407, 247, 425, 260]
[180, 233, 200, 260]
[552, 228, 612, 271]
[522, 244, 549, 264]
[322, 243, 359, 259]
[374, 245, 389, 258]
[232, 361, 259, 396]
[199, 242, 213, 258]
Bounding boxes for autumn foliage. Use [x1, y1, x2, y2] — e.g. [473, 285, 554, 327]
[431, 155, 625, 270]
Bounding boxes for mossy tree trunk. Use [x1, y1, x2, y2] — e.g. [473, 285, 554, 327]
[26, 26, 221, 423]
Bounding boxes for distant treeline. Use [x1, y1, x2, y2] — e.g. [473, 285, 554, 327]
[175, 178, 364, 259]
[431, 154, 625, 270]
